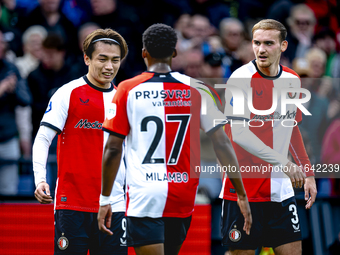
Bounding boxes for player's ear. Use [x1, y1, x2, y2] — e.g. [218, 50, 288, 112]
[84, 54, 90, 66]
[142, 48, 147, 59]
[172, 49, 177, 58]
[281, 40, 288, 53]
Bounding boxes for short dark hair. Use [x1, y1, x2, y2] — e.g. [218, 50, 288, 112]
[42, 33, 66, 51]
[83, 28, 128, 59]
[143, 23, 177, 58]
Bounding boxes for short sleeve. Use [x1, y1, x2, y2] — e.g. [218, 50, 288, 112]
[102, 85, 130, 138]
[40, 86, 70, 134]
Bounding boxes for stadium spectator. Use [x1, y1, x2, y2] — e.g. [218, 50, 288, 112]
[266, 0, 294, 29]
[16, 0, 78, 58]
[183, 48, 204, 78]
[313, 28, 340, 79]
[90, 0, 144, 82]
[70, 22, 100, 78]
[0, 29, 31, 195]
[188, 0, 230, 29]
[284, 4, 316, 63]
[190, 14, 214, 54]
[293, 55, 329, 167]
[27, 32, 77, 140]
[98, 23, 251, 255]
[219, 18, 244, 78]
[321, 107, 340, 197]
[222, 19, 317, 255]
[0, 2, 23, 58]
[236, 40, 255, 65]
[15, 25, 47, 78]
[14, 25, 47, 157]
[33, 28, 128, 254]
[0, 0, 23, 29]
[305, 0, 339, 35]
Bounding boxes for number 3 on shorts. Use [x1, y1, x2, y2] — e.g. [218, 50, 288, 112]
[289, 204, 299, 224]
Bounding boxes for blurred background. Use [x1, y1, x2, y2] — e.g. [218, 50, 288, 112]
[0, 0, 339, 254]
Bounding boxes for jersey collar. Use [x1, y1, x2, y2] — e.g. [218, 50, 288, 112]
[83, 75, 114, 92]
[252, 59, 282, 80]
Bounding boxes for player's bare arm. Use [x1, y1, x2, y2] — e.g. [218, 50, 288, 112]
[284, 161, 306, 189]
[98, 134, 123, 235]
[289, 125, 317, 208]
[304, 176, 317, 209]
[209, 127, 252, 235]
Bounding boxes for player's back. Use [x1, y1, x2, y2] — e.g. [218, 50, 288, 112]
[103, 71, 225, 218]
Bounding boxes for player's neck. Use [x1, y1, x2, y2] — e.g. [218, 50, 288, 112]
[147, 62, 172, 73]
[86, 74, 111, 89]
[256, 59, 280, 77]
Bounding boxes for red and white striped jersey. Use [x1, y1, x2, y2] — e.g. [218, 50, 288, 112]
[221, 60, 309, 202]
[103, 71, 225, 218]
[41, 76, 125, 212]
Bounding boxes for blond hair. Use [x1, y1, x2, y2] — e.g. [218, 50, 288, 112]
[252, 19, 287, 42]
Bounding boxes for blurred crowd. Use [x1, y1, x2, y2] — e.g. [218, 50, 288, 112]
[0, 0, 339, 200]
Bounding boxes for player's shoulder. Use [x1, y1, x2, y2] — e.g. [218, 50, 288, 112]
[230, 61, 257, 78]
[281, 65, 300, 79]
[59, 76, 87, 91]
[118, 72, 155, 92]
[52, 76, 87, 97]
[170, 71, 206, 90]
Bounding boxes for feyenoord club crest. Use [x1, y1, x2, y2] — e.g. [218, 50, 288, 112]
[229, 228, 241, 242]
[57, 233, 69, 250]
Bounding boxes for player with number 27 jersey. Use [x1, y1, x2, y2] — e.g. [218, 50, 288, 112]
[103, 71, 225, 218]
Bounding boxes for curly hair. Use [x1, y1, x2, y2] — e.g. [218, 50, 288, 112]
[142, 23, 177, 59]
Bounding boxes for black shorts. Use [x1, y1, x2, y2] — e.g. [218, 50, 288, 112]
[54, 210, 127, 255]
[221, 197, 302, 250]
[126, 216, 192, 247]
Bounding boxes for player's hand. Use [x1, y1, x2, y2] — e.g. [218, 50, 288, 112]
[34, 182, 53, 204]
[98, 204, 113, 235]
[237, 195, 252, 235]
[284, 161, 306, 188]
[304, 176, 317, 209]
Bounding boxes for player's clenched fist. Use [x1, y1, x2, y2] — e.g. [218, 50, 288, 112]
[34, 182, 53, 204]
[284, 161, 306, 188]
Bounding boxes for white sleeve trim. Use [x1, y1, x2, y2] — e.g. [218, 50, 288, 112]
[32, 126, 57, 187]
[231, 121, 289, 167]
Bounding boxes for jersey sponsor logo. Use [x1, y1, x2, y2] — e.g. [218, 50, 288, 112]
[74, 119, 102, 129]
[107, 103, 116, 120]
[45, 102, 52, 113]
[79, 98, 89, 104]
[135, 89, 191, 100]
[146, 172, 189, 183]
[251, 110, 297, 121]
[229, 227, 241, 242]
[151, 100, 192, 107]
[57, 233, 69, 250]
